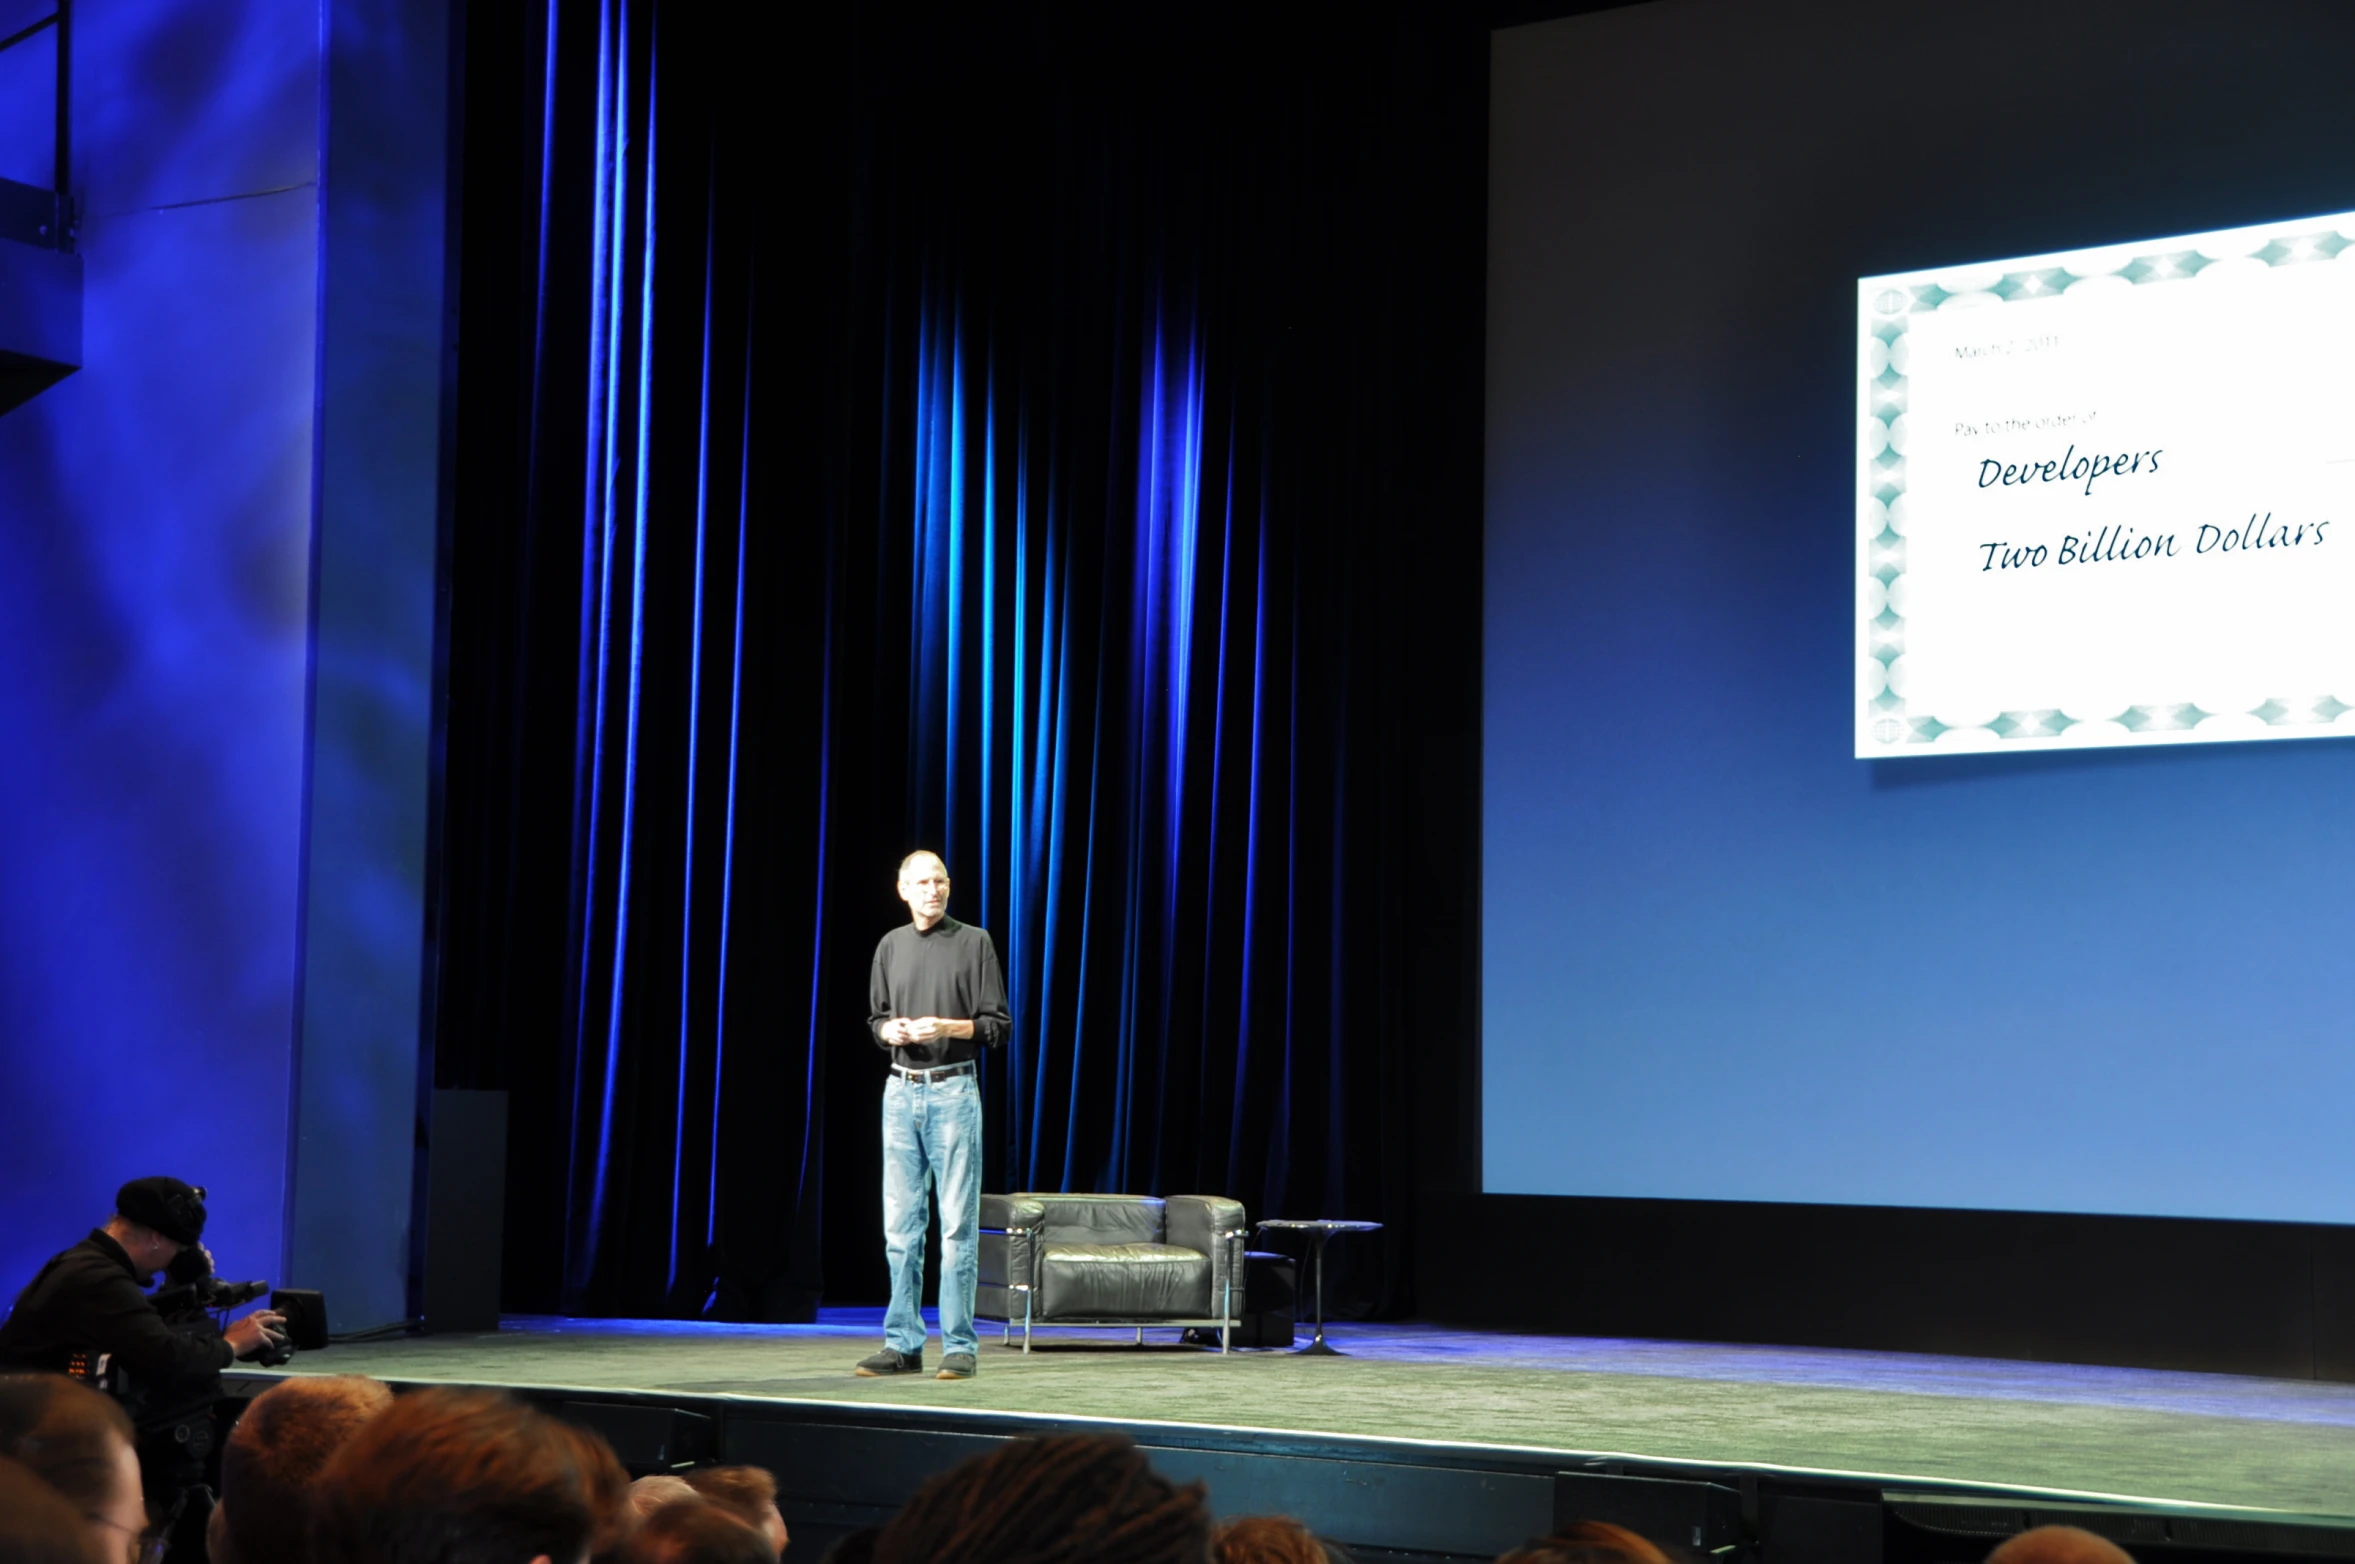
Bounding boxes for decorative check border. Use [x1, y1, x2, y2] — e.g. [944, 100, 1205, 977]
[1858, 223, 2355, 753]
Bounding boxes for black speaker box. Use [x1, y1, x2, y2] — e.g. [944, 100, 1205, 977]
[1234, 1251, 1298, 1348]
[270, 1288, 330, 1350]
[556, 1401, 716, 1473]
[1554, 1471, 1744, 1556]
[421, 1089, 508, 1333]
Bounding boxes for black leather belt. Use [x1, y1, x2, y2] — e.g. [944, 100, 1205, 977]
[892, 1061, 975, 1084]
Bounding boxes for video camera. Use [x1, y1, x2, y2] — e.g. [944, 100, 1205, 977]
[153, 1248, 293, 1367]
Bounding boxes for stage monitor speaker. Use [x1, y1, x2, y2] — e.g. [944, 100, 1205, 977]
[1235, 1251, 1298, 1349]
[1764, 1496, 1881, 1564]
[1886, 1494, 2186, 1561]
[421, 1089, 507, 1333]
[1554, 1471, 1743, 1557]
[556, 1401, 716, 1473]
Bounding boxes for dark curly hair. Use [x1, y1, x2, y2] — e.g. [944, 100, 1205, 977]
[872, 1433, 1210, 1564]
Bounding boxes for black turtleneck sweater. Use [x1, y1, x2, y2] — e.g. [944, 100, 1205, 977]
[867, 916, 1012, 1069]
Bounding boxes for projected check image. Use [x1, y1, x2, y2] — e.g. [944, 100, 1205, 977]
[1857, 214, 2355, 757]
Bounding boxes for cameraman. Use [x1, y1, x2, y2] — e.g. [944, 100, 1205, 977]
[0, 1177, 286, 1501]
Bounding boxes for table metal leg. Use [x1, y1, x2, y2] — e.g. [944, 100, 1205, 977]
[1298, 1230, 1342, 1356]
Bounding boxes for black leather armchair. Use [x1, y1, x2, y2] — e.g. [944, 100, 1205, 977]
[978, 1192, 1250, 1352]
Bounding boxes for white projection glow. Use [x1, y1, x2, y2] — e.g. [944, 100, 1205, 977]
[1856, 214, 2355, 757]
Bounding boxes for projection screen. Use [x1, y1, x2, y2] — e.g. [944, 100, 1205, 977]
[1859, 217, 2355, 758]
[1483, 0, 2355, 1224]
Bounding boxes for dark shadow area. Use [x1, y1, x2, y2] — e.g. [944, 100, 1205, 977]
[1869, 731, 2355, 790]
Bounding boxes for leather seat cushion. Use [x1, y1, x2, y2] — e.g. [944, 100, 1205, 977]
[1036, 1242, 1212, 1318]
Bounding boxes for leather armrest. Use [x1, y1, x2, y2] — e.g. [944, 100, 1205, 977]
[1166, 1195, 1248, 1320]
[983, 1193, 1047, 1231]
[982, 1194, 1047, 1290]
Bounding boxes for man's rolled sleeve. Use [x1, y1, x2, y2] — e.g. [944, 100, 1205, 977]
[868, 945, 897, 1052]
[970, 933, 1011, 1047]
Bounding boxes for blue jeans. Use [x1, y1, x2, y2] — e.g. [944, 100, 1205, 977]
[881, 1071, 982, 1358]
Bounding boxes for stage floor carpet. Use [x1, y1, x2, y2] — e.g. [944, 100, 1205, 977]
[259, 1312, 2355, 1518]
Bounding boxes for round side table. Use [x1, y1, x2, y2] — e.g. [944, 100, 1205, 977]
[1253, 1219, 1381, 1355]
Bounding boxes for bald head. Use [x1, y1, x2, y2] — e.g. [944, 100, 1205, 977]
[1986, 1526, 2138, 1564]
[629, 1475, 700, 1520]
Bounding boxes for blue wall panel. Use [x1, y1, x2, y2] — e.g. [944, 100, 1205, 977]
[0, 0, 320, 1294]
[288, 0, 450, 1332]
[1, 0, 447, 1329]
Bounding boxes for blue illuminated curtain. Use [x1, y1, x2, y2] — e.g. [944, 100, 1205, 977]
[895, 275, 1289, 1199]
[437, 0, 1472, 1319]
[439, 0, 831, 1317]
[558, 0, 751, 1303]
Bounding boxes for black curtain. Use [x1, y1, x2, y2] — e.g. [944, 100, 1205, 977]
[435, 0, 1487, 1320]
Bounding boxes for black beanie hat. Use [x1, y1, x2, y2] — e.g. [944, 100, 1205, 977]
[115, 1177, 207, 1246]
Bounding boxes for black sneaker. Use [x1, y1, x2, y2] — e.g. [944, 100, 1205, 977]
[935, 1352, 977, 1380]
[854, 1347, 923, 1377]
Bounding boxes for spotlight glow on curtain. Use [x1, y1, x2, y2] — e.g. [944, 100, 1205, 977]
[440, 0, 1454, 1319]
[885, 262, 1337, 1201]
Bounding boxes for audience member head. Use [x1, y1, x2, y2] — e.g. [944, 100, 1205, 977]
[553, 1421, 635, 1562]
[621, 1502, 772, 1564]
[0, 1455, 111, 1564]
[1986, 1527, 2137, 1564]
[311, 1388, 599, 1564]
[815, 1530, 875, 1564]
[0, 1374, 144, 1564]
[216, 1375, 394, 1564]
[871, 1433, 1209, 1564]
[628, 1477, 701, 1523]
[682, 1468, 787, 1557]
[1497, 1522, 1671, 1564]
[1212, 1514, 1352, 1563]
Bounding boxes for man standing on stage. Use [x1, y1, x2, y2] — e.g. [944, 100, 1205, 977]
[857, 849, 1010, 1381]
